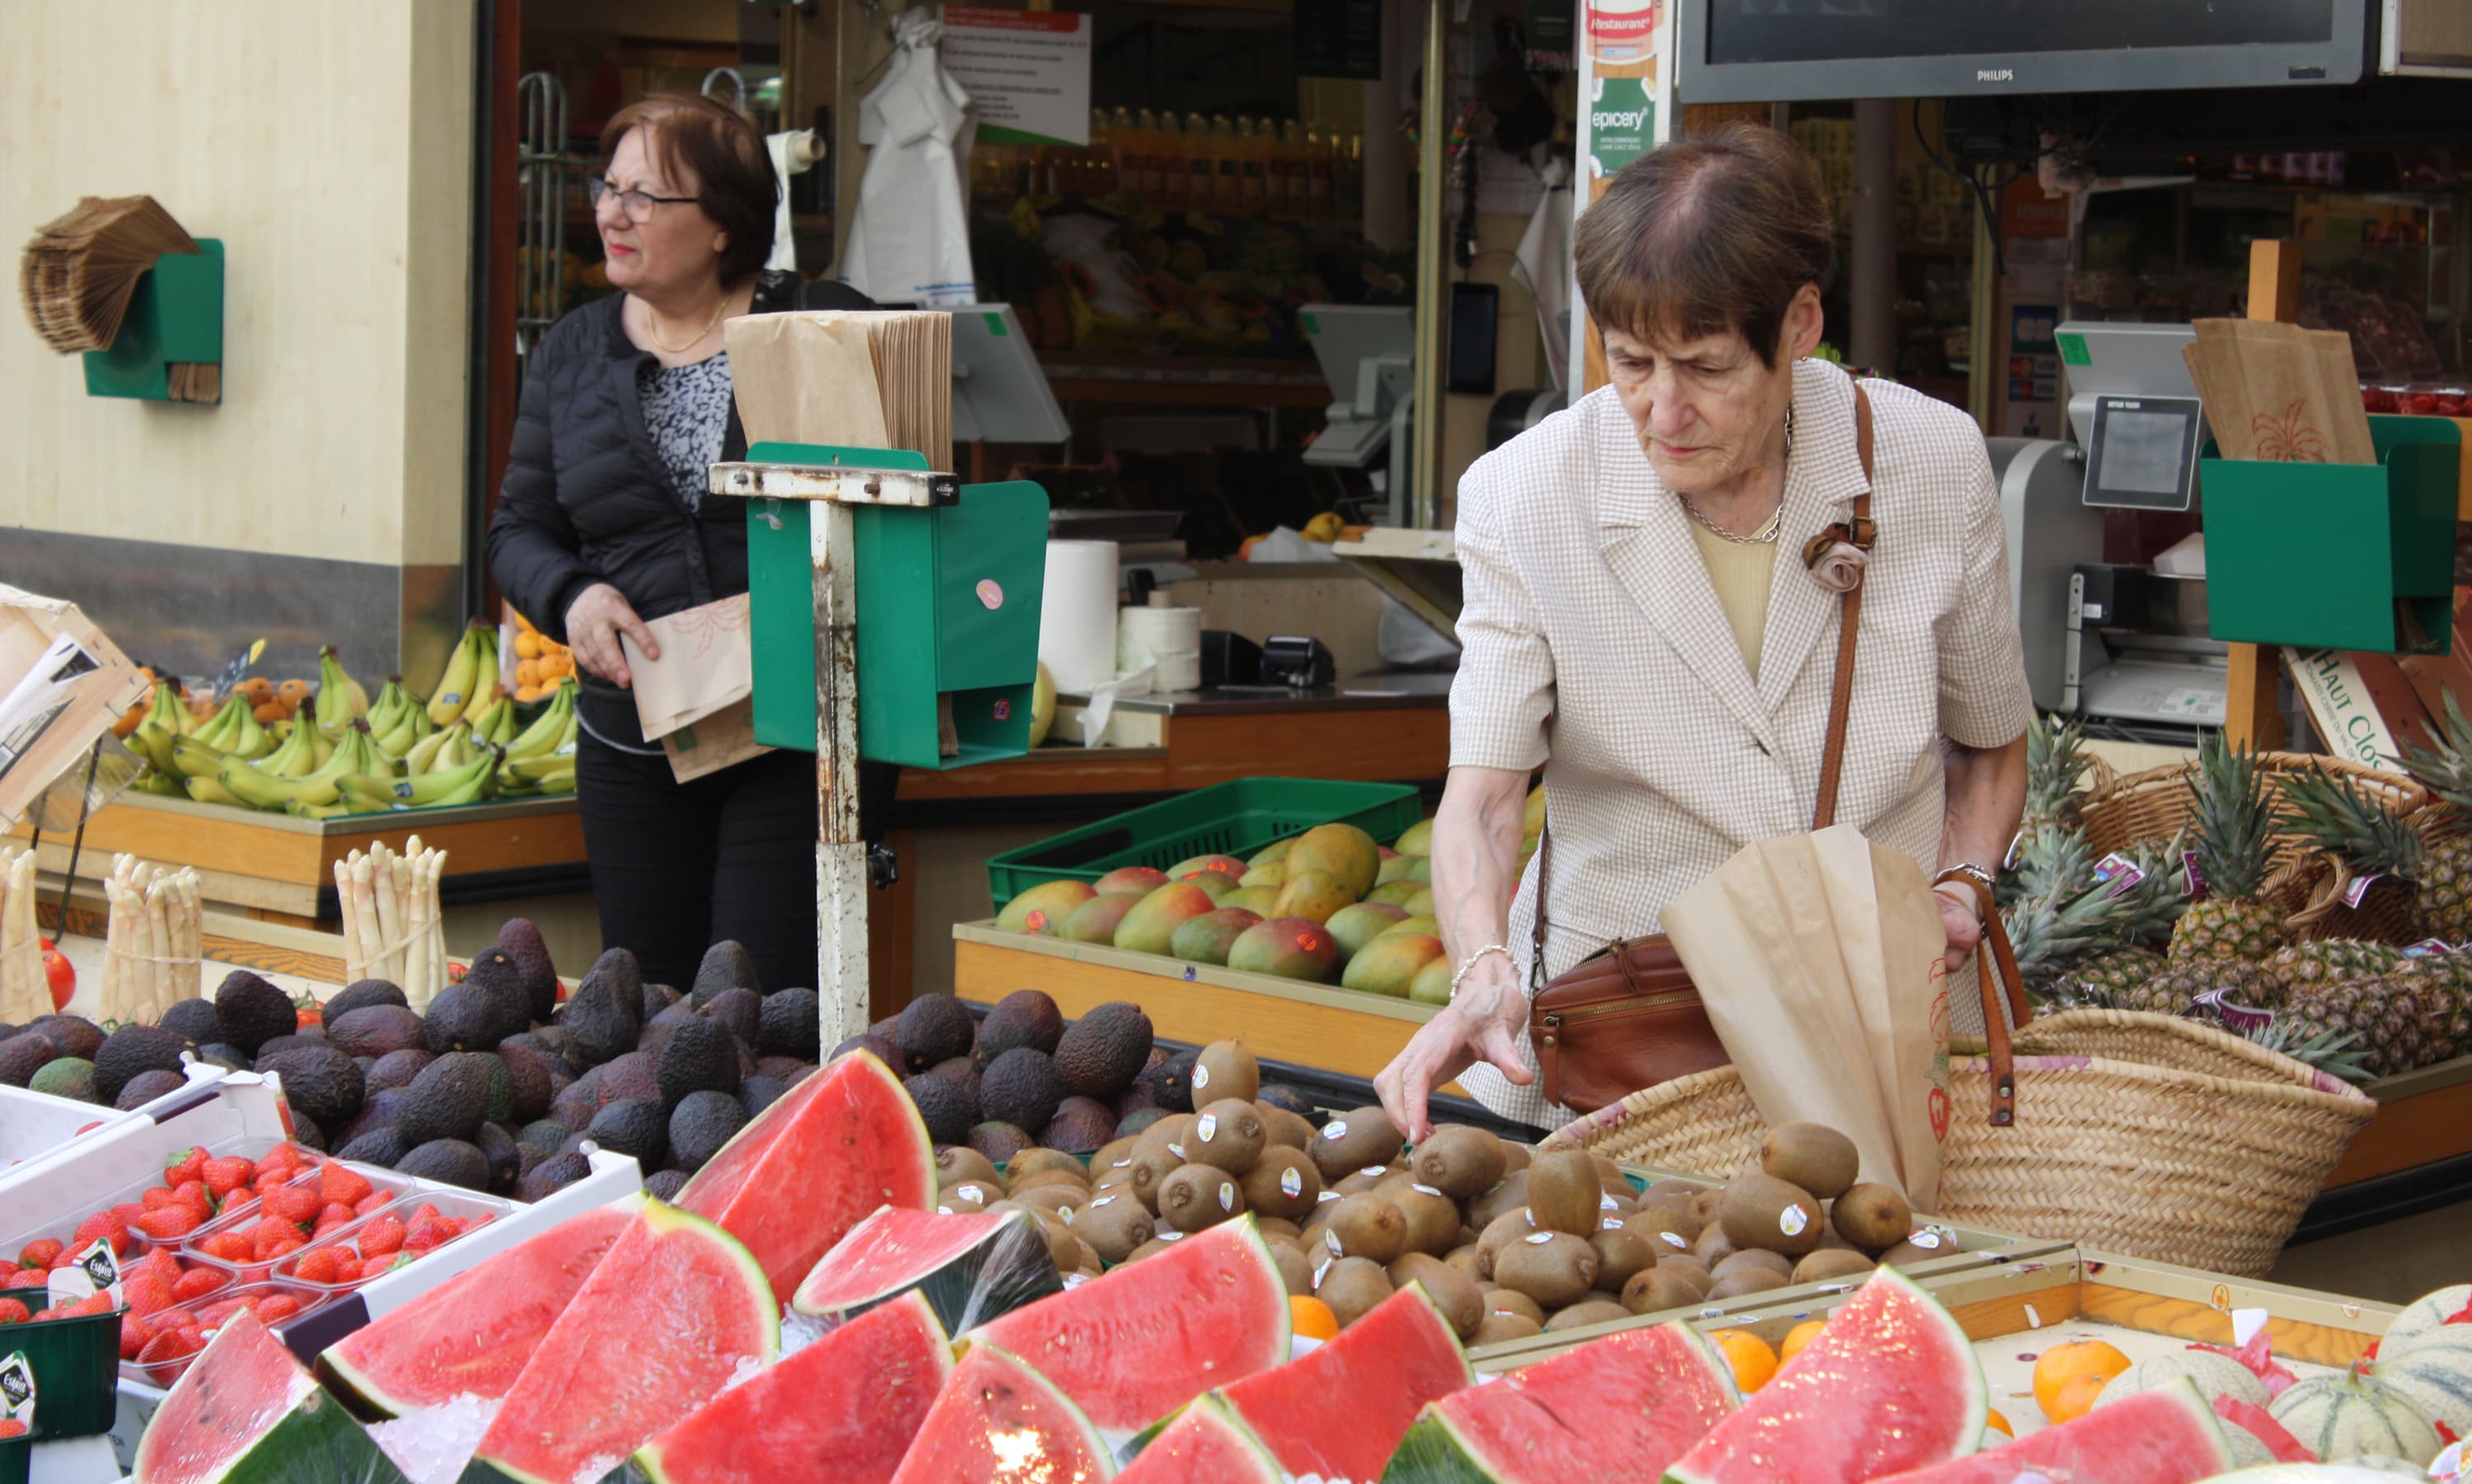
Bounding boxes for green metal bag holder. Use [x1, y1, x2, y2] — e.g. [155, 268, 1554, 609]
[82, 240, 223, 403]
[2200, 414, 2461, 655]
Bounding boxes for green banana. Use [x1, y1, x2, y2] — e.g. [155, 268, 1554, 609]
[194, 695, 246, 751]
[133, 770, 187, 798]
[217, 755, 342, 810]
[315, 646, 369, 731]
[500, 751, 580, 784]
[143, 679, 192, 737]
[372, 706, 420, 760]
[340, 748, 497, 809]
[403, 723, 454, 777]
[536, 765, 576, 796]
[256, 720, 318, 779]
[129, 721, 179, 775]
[168, 735, 232, 781]
[503, 686, 576, 761]
[183, 775, 242, 806]
[428, 625, 486, 724]
[462, 637, 503, 726]
[285, 798, 353, 821]
[466, 696, 511, 747]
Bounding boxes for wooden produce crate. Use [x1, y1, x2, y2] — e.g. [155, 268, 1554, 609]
[7, 789, 583, 921]
[2329, 1051, 2472, 1187]
[953, 921, 1448, 1086]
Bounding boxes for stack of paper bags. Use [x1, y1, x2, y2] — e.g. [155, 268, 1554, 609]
[17, 195, 216, 403]
[725, 309, 953, 466]
[2181, 317, 2376, 465]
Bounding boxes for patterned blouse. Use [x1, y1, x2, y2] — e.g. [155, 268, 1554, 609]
[639, 352, 733, 513]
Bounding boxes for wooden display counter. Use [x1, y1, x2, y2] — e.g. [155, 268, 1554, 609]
[2329, 1053, 2472, 1188]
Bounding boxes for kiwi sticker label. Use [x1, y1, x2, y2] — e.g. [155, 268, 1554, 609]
[1219, 1185, 1236, 1213]
[1281, 1168, 1304, 1199]
[1600, 1192, 1621, 1210]
[1323, 1120, 1349, 1140]
[1090, 1195, 1117, 1209]
[1522, 1231, 1556, 1245]
[1779, 1206, 1810, 1238]
[1906, 1229, 1941, 1250]
[1602, 1217, 1624, 1229]
[1660, 1231, 1689, 1249]
[1326, 1230, 1345, 1256]
[1360, 1166, 1388, 1178]
[1196, 1114, 1219, 1142]
[1192, 1064, 1210, 1092]
[1168, 1144, 1186, 1159]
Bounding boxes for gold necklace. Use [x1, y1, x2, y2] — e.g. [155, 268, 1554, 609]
[644, 292, 731, 355]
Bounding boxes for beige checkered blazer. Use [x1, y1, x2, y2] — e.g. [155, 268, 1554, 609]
[1450, 358, 2032, 1128]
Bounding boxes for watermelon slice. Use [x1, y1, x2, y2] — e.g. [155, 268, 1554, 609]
[889, 1343, 1116, 1484]
[1384, 1322, 1739, 1484]
[135, 1309, 410, 1484]
[967, 1218, 1291, 1437]
[680, 1049, 935, 1302]
[1218, 1282, 1470, 1480]
[1117, 1397, 1284, 1484]
[318, 1202, 632, 1417]
[468, 1196, 779, 1484]
[1868, 1379, 2238, 1483]
[1664, 1266, 1986, 1484]
[789, 1205, 1061, 1334]
[634, 1290, 953, 1484]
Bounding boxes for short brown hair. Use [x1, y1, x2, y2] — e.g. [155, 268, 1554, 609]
[598, 93, 778, 286]
[1575, 124, 1836, 367]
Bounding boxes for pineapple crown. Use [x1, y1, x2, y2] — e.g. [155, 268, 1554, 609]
[2024, 715, 2094, 819]
[2401, 693, 2472, 816]
[2186, 736, 2277, 901]
[2277, 766, 2425, 885]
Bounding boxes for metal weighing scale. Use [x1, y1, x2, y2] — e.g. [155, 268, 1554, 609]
[1992, 321, 2229, 738]
[1301, 304, 1417, 527]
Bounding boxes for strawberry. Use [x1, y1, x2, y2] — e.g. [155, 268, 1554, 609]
[123, 1272, 176, 1318]
[44, 1249, 77, 1271]
[319, 1163, 374, 1208]
[358, 1215, 407, 1257]
[119, 1311, 156, 1358]
[218, 1192, 260, 1221]
[163, 1146, 208, 1188]
[69, 1293, 113, 1316]
[255, 1294, 302, 1324]
[255, 1147, 305, 1182]
[353, 1191, 391, 1218]
[115, 1201, 152, 1229]
[136, 1206, 202, 1242]
[404, 1218, 456, 1255]
[248, 1216, 297, 1260]
[200, 1157, 253, 1197]
[197, 1297, 250, 1327]
[138, 1328, 202, 1368]
[73, 1209, 132, 1257]
[2, 1271, 44, 1292]
[200, 1231, 252, 1263]
[261, 1235, 304, 1262]
[27, 1308, 54, 1322]
[268, 1185, 321, 1229]
[171, 1267, 228, 1303]
[16, 1239, 62, 1270]
[140, 1186, 179, 1210]
[292, 1248, 344, 1285]
[0, 1299, 26, 1324]
[132, 1248, 182, 1288]
[251, 1170, 289, 1198]
[174, 1180, 214, 1220]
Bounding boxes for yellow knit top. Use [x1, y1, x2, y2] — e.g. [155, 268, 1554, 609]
[1687, 518, 1778, 680]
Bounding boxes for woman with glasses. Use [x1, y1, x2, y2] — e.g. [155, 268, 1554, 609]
[488, 92, 882, 993]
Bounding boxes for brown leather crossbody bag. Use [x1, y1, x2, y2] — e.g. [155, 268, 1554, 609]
[1525, 385, 1877, 1115]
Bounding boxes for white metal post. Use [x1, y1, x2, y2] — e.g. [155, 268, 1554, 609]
[811, 499, 871, 1048]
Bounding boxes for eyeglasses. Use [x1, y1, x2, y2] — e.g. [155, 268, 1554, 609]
[586, 178, 701, 222]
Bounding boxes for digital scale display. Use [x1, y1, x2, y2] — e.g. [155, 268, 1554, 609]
[2084, 395, 2203, 511]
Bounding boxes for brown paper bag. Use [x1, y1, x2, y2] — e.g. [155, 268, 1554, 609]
[622, 594, 756, 741]
[724, 310, 953, 466]
[1660, 824, 1954, 1211]
[659, 697, 772, 783]
[2183, 318, 2376, 465]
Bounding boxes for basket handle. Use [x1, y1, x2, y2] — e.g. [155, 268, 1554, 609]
[1937, 873, 2024, 1127]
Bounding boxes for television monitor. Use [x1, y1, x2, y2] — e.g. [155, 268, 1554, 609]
[1677, 0, 2368, 102]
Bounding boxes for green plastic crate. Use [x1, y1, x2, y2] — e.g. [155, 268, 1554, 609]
[985, 777, 1424, 909]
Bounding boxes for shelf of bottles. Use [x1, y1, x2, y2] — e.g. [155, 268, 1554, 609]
[971, 107, 1368, 224]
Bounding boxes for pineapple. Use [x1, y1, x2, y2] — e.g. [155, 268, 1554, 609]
[2278, 765, 2427, 917]
[2109, 831, 2193, 948]
[2123, 958, 2289, 1016]
[2040, 945, 2169, 1010]
[2264, 939, 2409, 993]
[2278, 968, 2462, 1079]
[2242, 1019, 2375, 1084]
[2169, 737, 2285, 964]
[2397, 694, 2472, 941]
[2004, 716, 2096, 909]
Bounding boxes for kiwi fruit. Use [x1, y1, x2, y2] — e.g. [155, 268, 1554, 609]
[1006, 1148, 1088, 1190]
[1692, 1224, 1737, 1268]
[1071, 1193, 1154, 1264]
[1655, 1255, 1714, 1296]
[1191, 1040, 1260, 1105]
[1092, 1135, 1140, 1169]
[941, 1179, 1003, 1210]
[1388, 1252, 1483, 1339]
[1255, 1217, 1301, 1244]
[1016, 1183, 1093, 1220]
[1706, 1267, 1790, 1299]
[1125, 1234, 1186, 1263]
[1591, 1155, 1632, 1195]
[1498, 1142, 1531, 1176]
[1632, 1199, 1705, 1249]
[1589, 1227, 1660, 1290]
[1473, 1313, 1544, 1346]
[1187, 1098, 1267, 1176]
[1322, 1193, 1409, 1264]
[1309, 1106, 1405, 1183]
[1256, 1102, 1317, 1151]
[1069, 1237, 1103, 1274]
[1156, 1163, 1246, 1233]
[1316, 1256, 1394, 1327]
[1524, 1150, 1604, 1237]
[1711, 1248, 1794, 1283]
[1831, 1182, 1913, 1254]
[1266, 1239, 1314, 1295]
[1474, 1207, 1536, 1278]
[1239, 1146, 1323, 1222]
[1620, 1266, 1704, 1315]
[938, 1147, 1001, 1187]
[1545, 1299, 1632, 1332]
[1638, 1177, 1702, 1205]
[1333, 1167, 1396, 1196]
[1717, 1173, 1824, 1257]
[1492, 1230, 1599, 1308]
[1484, 1289, 1546, 1325]
[1392, 1186, 1462, 1257]
[1792, 1248, 1875, 1285]
[1412, 1126, 1508, 1199]
[1691, 1190, 1721, 1224]
[1468, 1171, 1531, 1233]
[1010, 1206, 1079, 1269]
[1444, 1246, 1488, 1286]
[1758, 1121, 1859, 1200]
[1877, 1231, 1961, 1270]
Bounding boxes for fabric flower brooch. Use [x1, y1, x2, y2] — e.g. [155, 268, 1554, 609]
[1801, 513, 1879, 594]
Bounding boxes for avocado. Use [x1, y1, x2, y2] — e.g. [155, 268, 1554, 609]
[968, 1121, 1037, 1167]
[252, 1032, 325, 1063]
[832, 1032, 901, 1069]
[690, 941, 760, 1005]
[0, 1034, 57, 1088]
[668, 1088, 746, 1173]
[30, 1056, 98, 1102]
[475, 1055, 517, 1126]
[517, 1150, 591, 1201]
[587, 1098, 668, 1165]
[550, 1079, 602, 1129]
[979, 1048, 1065, 1134]
[339, 1088, 407, 1146]
[364, 1047, 435, 1094]
[701, 988, 762, 1049]
[28, 1017, 102, 1061]
[756, 989, 821, 1062]
[657, 1019, 743, 1111]
[396, 1137, 493, 1191]
[1154, 1049, 1201, 1113]
[458, 946, 537, 1028]
[976, 990, 1065, 1060]
[213, 971, 297, 1057]
[423, 979, 527, 1056]
[1053, 1002, 1154, 1099]
[338, 1126, 411, 1167]
[95, 1023, 193, 1103]
[264, 1045, 366, 1131]
[559, 966, 641, 1070]
[475, 1121, 523, 1193]
[930, 1056, 982, 1113]
[1040, 1095, 1117, 1154]
[510, 1120, 569, 1158]
[738, 1074, 788, 1121]
[893, 995, 976, 1073]
[905, 1072, 976, 1146]
[641, 981, 681, 1022]
[494, 917, 561, 1023]
[113, 1066, 186, 1109]
[396, 1051, 494, 1145]
[593, 1051, 662, 1106]
[495, 1045, 555, 1123]
[644, 1168, 691, 1202]
[327, 1005, 428, 1060]
[193, 1043, 249, 1073]
[323, 979, 410, 1021]
[158, 998, 223, 1046]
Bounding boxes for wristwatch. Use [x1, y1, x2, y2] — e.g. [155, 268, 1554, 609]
[1932, 863, 1997, 918]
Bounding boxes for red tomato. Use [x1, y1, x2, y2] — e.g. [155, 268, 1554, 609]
[2362, 386, 2395, 412]
[2406, 392, 2440, 415]
[39, 937, 72, 1012]
[2437, 396, 2467, 417]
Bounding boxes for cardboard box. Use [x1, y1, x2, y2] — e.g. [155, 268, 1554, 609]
[0, 585, 149, 830]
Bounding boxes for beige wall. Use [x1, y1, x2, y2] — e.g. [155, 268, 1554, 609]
[0, 0, 475, 569]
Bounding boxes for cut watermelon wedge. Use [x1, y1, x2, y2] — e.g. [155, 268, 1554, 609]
[1384, 1322, 1739, 1484]
[635, 1290, 953, 1484]
[967, 1218, 1291, 1438]
[890, 1343, 1116, 1484]
[680, 1049, 936, 1302]
[469, 1196, 779, 1484]
[1118, 1396, 1284, 1484]
[318, 1202, 632, 1417]
[135, 1309, 409, 1484]
[1218, 1282, 1470, 1480]
[1664, 1266, 1985, 1484]
[789, 1205, 1060, 1335]
[1868, 1379, 2237, 1483]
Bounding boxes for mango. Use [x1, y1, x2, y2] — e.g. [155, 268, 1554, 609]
[1238, 862, 1287, 890]
[1186, 868, 1244, 901]
[1402, 888, 1435, 917]
[1225, 887, 1280, 916]
[1406, 858, 1432, 883]
[1272, 868, 1355, 925]
[1094, 865, 1170, 896]
[1367, 880, 1425, 908]
[999, 879, 1098, 934]
[1343, 932, 1445, 997]
[1286, 822, 1382, 899]
[1227, 916, 1343, 983]
[1059, 893, 1140, 946]
[1248, 839, 1294, 868]
[1395, 817, 1435, 855]
[1114, 882, 1217, 956]
[1326, 901, 1411, 960]
[1168, 854, 1249, 882]
[1376, 854, 1424, 885]
[1409, 954, 1454, 1005]
[1383, 915, 1440, 940]
[1170, 906, 1262, 966]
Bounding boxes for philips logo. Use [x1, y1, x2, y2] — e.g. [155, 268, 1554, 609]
[1976, 68, 2015, 82]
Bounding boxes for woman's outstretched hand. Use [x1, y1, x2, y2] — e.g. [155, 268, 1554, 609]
[565, 583, 658, 689]
[1375, 957, 1532, 1142]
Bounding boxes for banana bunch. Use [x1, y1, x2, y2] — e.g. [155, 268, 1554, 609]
[427, 623, 503, 727]
[190, 693, 276, 760]
[215, 715, 386, 812]
[313, 646, 372, 733]
[363, 676, 438, 761]
[494, 684, 578, 796]
[337, 747, 501, 812]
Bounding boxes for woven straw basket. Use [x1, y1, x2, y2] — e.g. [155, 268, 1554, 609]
[1545, 1008, 2376, 1278]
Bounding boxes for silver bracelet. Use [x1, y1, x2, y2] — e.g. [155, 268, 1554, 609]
[1450, 944, 1514, 997]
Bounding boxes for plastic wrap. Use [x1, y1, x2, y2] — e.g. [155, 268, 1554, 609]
[787, 1205, 1062, 1338]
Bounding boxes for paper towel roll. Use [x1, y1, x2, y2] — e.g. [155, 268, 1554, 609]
[1119, 605, 1203, 693]
[1038, 541, 1121, 693]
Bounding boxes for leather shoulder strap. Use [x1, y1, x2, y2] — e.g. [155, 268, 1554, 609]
[1810, 382, 1875, 831]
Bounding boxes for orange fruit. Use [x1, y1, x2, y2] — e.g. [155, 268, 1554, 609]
[1780, 1320, 1827, 1364]
[1985, 1409, 2012, 1437]
[2032, 1340, 2130, 1423]
[1710, 1329, 1779, 1393]
[1290, 1295, 1340, 1341]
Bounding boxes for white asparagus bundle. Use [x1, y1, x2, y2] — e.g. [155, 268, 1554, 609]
[0, 848, 43, 1024]
[333, 838, 448, 1009]
[94, 856, 201, 1025]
